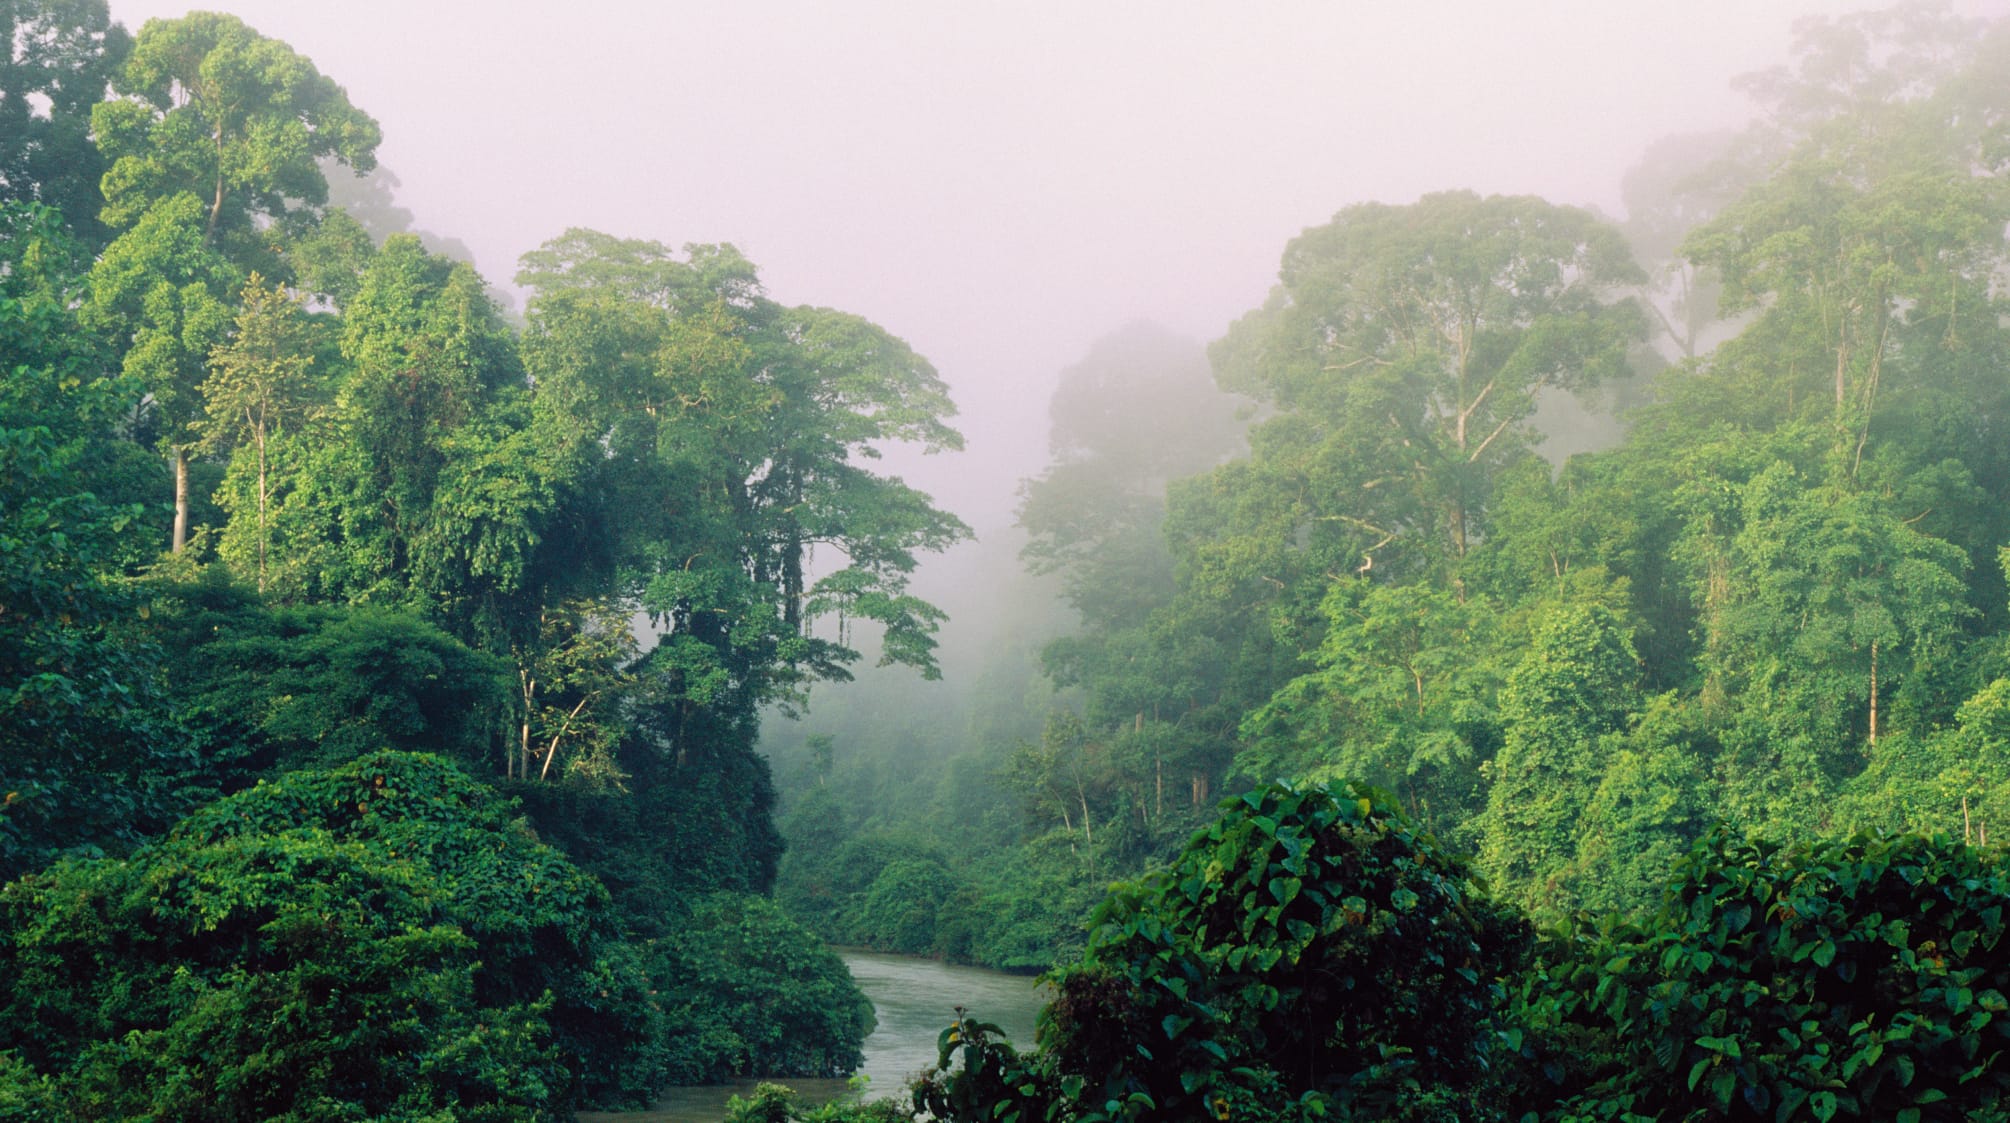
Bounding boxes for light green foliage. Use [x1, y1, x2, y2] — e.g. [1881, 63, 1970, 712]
[1213, 190, 1645, 569]
[507, 598, 636, 784]
[82, 11, 379, 551]
[1555, 693, 1712, 916]
[1834, 676, 2010, 842]
[1478, 602, 1640, 917]
[1686, 3, 2009, 448]
[1703, 462, 1971, 833]
[722, 1082, 912, 1123]
[200, 274, 328, 589]
[257, 234, 558, 650]
[81, 189, 235, 443]
[519, 229, 969, 702]
[91, 11, 379, 247]
[1243, 578, 1505, 838]
[845, 859, 958, 956]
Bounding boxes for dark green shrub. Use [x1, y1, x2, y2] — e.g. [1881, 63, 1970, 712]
[846, 858, 956, 954]
[1528, 828, 2010, 1122]
[0, 750, 647, 1119]
[922, 781, 1530, 1122]
[656, 893, 875, 1082]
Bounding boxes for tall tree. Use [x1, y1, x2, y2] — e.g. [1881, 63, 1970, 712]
[85, 12, 379, 552]
[518, 229, 971, 709]
[197, 274, 325, 590]
[91, 12, 379, 248]
[1212, 191, 1645, 573]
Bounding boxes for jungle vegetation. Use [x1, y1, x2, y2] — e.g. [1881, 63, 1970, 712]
[1, 3, 959, 1115]
[9, 1, 2010, 1121]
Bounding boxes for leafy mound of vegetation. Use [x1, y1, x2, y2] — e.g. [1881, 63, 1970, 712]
[1527, 829, 2010, 1122]
[909, 785, 2010, 1123]
[0, 751, 601, 1120]
[916, 782, 1527, 1122]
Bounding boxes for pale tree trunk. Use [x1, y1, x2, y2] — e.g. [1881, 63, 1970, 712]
[254, 431, 269, 590]
[171, 447, 190, 553]
[539, 695, 593, 781]
[517, 668, 536, 780]
[1868, 641, 1879, 747]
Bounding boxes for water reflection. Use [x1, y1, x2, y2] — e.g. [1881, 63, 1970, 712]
[581, 949, 1048, 1123]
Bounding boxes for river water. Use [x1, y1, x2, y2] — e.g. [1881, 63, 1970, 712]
[580, 949, 1049, 1122]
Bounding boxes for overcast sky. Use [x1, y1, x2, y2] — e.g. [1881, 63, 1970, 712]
[99, 1, 1962, 536]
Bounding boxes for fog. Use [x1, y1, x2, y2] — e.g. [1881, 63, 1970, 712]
[94, 0, 2010, 706]
[101, 1, 1900, 531]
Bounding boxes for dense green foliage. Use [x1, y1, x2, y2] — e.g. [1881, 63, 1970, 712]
[0, 752, 591, 1120]
[0, 7, 970, 1115]
[768, 1, 2010, 985]
[905, 785, 2010, 1123]
[1526, 828, 2010, 1122]
[15, 1, 2010, 1118]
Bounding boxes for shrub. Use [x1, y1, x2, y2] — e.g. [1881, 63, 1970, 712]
[1527, 828, 2010, 1122]
[656, 893, 875, 1083]
[921, 781, 1530, 1122]
[0, 750, 640, 1119]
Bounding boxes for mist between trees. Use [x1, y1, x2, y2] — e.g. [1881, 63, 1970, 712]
[7, 1, 2010, 1120]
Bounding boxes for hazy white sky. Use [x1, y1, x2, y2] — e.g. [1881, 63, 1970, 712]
[100, 1, 1930, 533]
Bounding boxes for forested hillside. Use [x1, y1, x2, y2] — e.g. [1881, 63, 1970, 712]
[0, 4, 964, 1116]
[758, 9, 2010, 1120]
[769, 0, 2010, 967]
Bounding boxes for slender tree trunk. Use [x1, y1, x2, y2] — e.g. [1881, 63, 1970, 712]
[254, 431, 269, 590]
[518, 668, 536, 780]
[171, 447, 190, 552]
[1868, 641, 1879, 747]
[539, 695, 593, 781]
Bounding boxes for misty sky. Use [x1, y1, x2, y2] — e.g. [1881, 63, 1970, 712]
[99, 1, 1967, 536]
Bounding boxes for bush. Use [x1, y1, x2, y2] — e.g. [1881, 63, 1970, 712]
[1525, 828, 2010, 1122]
[921, 781, 1530, 1122]
[0, 750, 641, 1119]
[845, 858, 956, 954]
[655, 893, 875, 1083]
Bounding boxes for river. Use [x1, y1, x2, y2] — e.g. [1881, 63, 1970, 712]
[580, 949, 1049, 1122]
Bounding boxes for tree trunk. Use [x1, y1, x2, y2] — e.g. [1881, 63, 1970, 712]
[171, 447, 190, 552]
[1868, 641, 1879, 747]
[254, 432, 269, 590]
